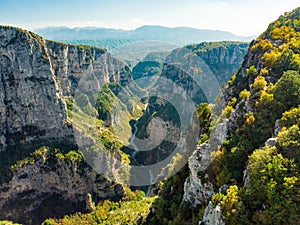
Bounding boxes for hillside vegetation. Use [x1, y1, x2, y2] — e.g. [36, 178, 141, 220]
[144, 7, 300, 225]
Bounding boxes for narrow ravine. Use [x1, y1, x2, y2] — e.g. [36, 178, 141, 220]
[129, 109, 153, 196]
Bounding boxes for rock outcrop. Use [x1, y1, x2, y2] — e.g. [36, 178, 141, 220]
[200, 202, 225, 225]
[183, 144, 215, 207]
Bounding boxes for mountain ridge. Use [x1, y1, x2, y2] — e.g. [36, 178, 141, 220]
[34, 25, 255, 45]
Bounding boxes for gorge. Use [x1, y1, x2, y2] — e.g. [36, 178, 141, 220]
[1, 6, 300, 225]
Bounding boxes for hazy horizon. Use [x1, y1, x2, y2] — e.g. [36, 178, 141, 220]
[0, 0, 299, 36]
[34, 25, 256, 38]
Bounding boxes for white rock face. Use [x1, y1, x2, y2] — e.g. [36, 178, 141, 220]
[243, 164, 250, 188]
[183, 119, 228, 207]
[183, 144, 215, 207]
[0, 27, 73, 151]
[200, 201, 225, 225]
[265, 137, 277, 147]
[274, 119, 282, 136]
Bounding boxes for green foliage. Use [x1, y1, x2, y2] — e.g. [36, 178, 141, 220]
[43, 220, 54, 225]
[245, 146, 300, 225]
[211, 192, 224, 206]
[10, 147, 87, 182]
[0, 146, 39, 184]
[277, 119, 300, 161]
[258, 91, 274, 105]
[271, 26, 297, 42]
[0, 221, 21, 225]
[223, 69, 300, 183]
[216, 9, 300, 191]
[221, 96, 300, 224]
[144, 165, 195, 225]
[222, 185, 240, 218]
[239, 89, 251, 100]
[222, 105, 234, 118]
[196, 103, 212, 143]
[99, 128, 123, 152]
[273, 70, 300, 111]
[65, 96, 75, 111]
[246, 66, 258, 77]
[197, 8, 300, 225]
[263, 8, 300, 38]
[95, 84, 116, 123]
[251, 40, 273, 51]
[280, 106, 300, 128]
[228, 73, 237, 86]
[208, 148, 231, 186]
[252, 75, 267, 91]
[43, 194, 156, 225]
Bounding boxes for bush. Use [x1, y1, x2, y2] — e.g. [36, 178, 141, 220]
[259, 91, 274, 105]
[223, 105, 234, 118]
[280, 106, 300, 128]
[252, 75, 267, 91]
[246, 66, 258, 77]
[239, 89, 251, 100]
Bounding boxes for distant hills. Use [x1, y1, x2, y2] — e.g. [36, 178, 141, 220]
[34, 25, 255, 66]
[34, 25, 256, 48]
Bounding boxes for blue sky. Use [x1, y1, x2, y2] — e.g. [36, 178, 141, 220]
[0, 0, 299, 36]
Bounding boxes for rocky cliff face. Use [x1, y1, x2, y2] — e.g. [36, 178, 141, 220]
[0, 26, 131, 152]
[184, 42, 249, 86]
[0, 147, 125, 225]
[183, 144, 215, 207]
[0, 27, 73, 151]
[0, 26, 131, 224]
[131, 42, 248, 178]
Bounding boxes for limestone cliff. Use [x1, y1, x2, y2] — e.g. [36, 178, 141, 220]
[0, 147, 125, 225]
[162, 42, 249, 98]
[130, 42, 248, 176]
[0, 27, 73, 151]
[0, 26, 131, 224]
[0, 26, 131, 152]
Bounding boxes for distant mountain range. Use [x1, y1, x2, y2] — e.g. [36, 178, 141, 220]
[34, 25, 255, 66]
[34, 25, 256, 47]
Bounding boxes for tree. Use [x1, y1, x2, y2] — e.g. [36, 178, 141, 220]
[273, 70, 300, 111]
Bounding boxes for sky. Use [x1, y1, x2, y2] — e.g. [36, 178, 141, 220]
[0, 0, 299, 36]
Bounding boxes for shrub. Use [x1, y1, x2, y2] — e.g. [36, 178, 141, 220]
[223, 105, 234, 118]
[239, 89, 251, 100]
[252, 75, 267, 91]
[259, 91, 274, 105]
[246, 66, 258, 77]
